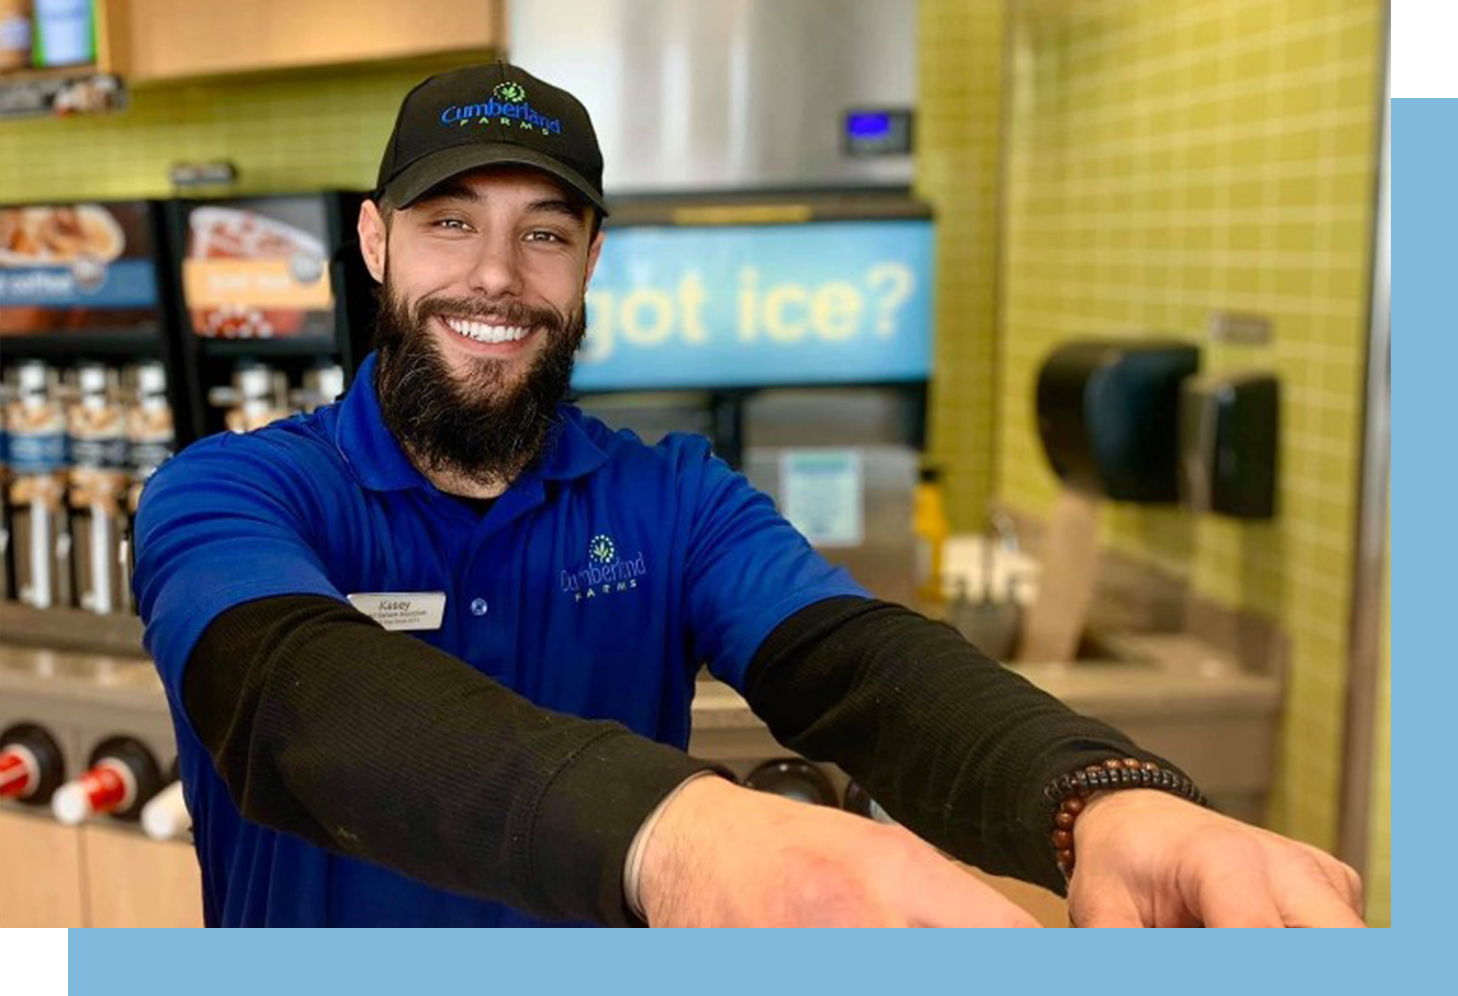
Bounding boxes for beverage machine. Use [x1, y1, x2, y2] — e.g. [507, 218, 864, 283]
[164, 191, 376, 438]
[575, 192, 935, 608]
[0, 192, 378, 627]
[0, 200, 186, 620]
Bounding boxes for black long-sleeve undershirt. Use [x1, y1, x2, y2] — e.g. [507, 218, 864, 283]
[184, 593, 1192, 924]
[742, 597, 1189, 892]
[183, 594, 724, 926]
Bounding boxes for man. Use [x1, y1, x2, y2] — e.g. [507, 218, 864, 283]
[134, 63, 1364, 927]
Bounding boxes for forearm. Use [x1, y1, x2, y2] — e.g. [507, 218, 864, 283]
[743, 597, 1192, 892]
[185, 594, 722, 925]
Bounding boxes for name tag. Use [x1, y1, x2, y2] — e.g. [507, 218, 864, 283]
[346, 592, 447, 631]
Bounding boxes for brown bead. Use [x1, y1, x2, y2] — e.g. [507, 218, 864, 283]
[1085, 764, 1104, 776]
[1124, 758, 1141, 769]
[1061, 796, 1085, 815]
[1142, 761, 1160, 772]
[1051, 829, 1073, 849]
[1055, 811, 1076, 829]
[1103, 758, 1124, 770]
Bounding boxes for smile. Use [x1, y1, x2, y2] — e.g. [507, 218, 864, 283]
[443, 316, 534, 344]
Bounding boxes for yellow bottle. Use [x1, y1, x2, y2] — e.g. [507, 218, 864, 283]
[913, 465, 949, 603]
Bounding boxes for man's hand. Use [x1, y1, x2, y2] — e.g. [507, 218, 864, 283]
[1069, 789, 1366, 927]
[636, 776, 1040, 927]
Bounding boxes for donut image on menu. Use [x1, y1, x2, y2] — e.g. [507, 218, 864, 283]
[0, 206, 125, 266]
[185, 207, 330, 338]
[0, 202, 158, 336]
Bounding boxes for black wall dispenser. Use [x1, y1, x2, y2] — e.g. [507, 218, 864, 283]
[1178, 372, 1279, 520]
[1035, 339, 1201, 502]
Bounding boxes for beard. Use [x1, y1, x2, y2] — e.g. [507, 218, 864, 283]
[373, 275, 586, 487]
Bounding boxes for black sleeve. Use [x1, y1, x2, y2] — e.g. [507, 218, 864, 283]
[743, 596, 1196, 894]
[182, 593, 726, 926]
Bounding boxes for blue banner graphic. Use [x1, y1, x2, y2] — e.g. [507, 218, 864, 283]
[574, 219, 934, 391]
[0, 258, 160, 308]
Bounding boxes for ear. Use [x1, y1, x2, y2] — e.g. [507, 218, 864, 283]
[583, 228, 606, 285]
[357, 199, 388, 283]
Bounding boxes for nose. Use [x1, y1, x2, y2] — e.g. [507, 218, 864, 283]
[464, 230, 525, 300]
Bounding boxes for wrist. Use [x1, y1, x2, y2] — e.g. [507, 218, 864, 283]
[623, 771, 718, 921]
[1043, 758, 1206, 880]
[635, 775, 740, 925]
[1074, 788, 1178, 843]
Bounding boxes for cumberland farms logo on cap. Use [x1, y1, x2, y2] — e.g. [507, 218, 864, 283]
[376, 63, 608, 213]
[440, 80, 564, 135]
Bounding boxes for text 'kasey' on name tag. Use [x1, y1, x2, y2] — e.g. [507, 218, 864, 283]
[346, 592, 447, 631]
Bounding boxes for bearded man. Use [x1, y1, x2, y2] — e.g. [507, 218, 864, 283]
[134, 63, 1365, 928]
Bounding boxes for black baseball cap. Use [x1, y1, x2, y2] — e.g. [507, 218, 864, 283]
[375, 63, 607, 215]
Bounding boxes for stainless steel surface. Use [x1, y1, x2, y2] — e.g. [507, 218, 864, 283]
[1340, 43, 1391, 874]
[0, 602, 145, 657]
[0, 649, 155, 688]
[0, 502, 10, 601]
[743, 444, 916, 606]
[12, 502, 70, 610]
[742, 389, 920, 448]
[508, 0, 916, 193]
[577, 391, 717, 446]
[73, 509, 125, 616]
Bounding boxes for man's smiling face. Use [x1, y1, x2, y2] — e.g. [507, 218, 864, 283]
[360, 164, 603, 392]
[357, 165, 605, 487]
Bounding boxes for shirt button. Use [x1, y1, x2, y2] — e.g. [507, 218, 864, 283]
[470, 598, 489, 617]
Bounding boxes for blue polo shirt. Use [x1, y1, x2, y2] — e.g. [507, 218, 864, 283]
[132, 352, 868, 927]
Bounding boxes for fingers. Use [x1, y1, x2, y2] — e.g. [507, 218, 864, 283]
[1307, 848, 1366, 912]
[1278, 885, 1368, 927]
[1190, 843, 1366, 927]
[1272, 854, 1367, 927]
[1193, 861, 1286, 927]
[1069, 878, 1146, 927]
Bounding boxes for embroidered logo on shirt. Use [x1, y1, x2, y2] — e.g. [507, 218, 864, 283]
[589, 534, 616, 564]
[561, 532, 646, 603]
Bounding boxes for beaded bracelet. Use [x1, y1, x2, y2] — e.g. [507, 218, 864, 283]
[1043, 757, 1208, 880]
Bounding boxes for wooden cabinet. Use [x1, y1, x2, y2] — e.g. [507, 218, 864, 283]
[109, 0, 504, 84]
[0, 809, 84, 927]
[0, 809, 201, 927]
[83, 823, 203, 927]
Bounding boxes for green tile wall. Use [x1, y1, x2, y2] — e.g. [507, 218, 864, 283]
[915, 0, 1006, 531]
[0, 55, 490, 201]
[997, 0, 1385, 866]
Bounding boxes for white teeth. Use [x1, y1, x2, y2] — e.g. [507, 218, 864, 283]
[443, 317, 531, 344]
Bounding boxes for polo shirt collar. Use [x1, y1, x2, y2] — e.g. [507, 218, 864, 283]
[334, 352, 610, 493]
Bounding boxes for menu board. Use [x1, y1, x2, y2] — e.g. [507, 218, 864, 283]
[180, 196, 335, 339]
[0, 202, 162, 335]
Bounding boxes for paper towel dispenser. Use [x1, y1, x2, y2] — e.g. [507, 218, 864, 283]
[1178, 372, 1278, 519]
[1036, 340, 1200, 502]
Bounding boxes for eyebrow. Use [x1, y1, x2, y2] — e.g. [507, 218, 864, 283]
[413, 185, 586, 225]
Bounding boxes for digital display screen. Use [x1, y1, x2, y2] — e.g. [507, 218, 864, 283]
[847, 113, 893, 139]
[843, 109, 913, 156]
